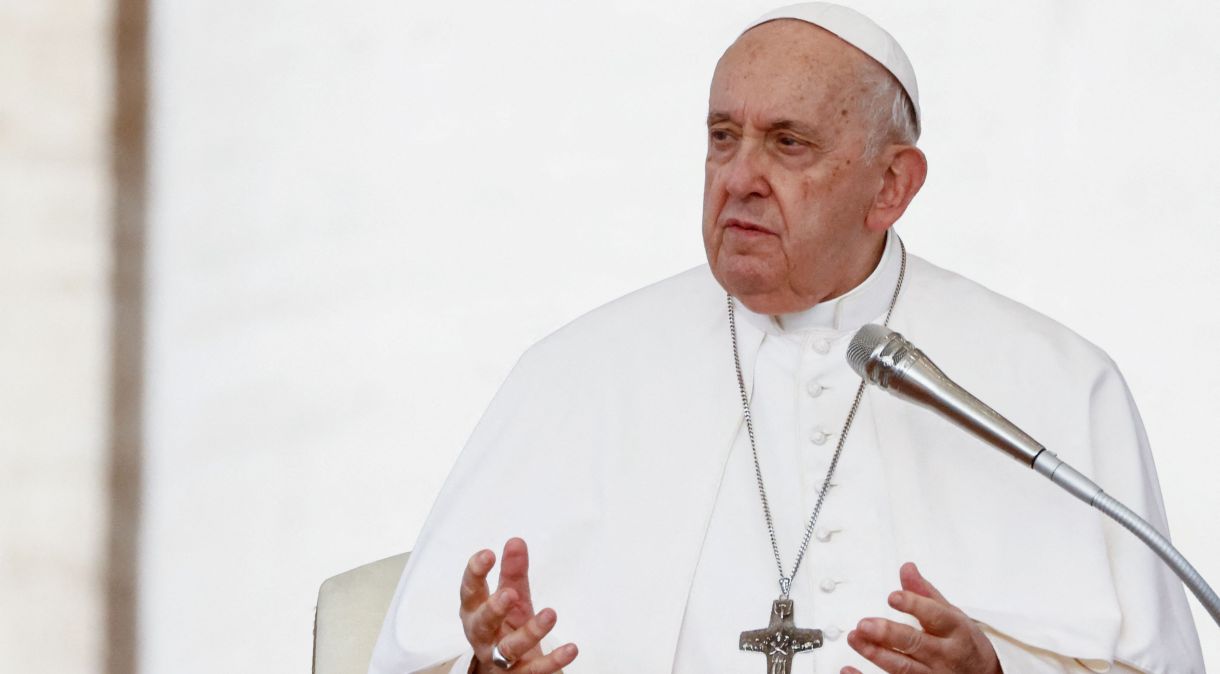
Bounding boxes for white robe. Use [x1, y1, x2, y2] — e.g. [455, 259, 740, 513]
[369, 237, 1204, 673]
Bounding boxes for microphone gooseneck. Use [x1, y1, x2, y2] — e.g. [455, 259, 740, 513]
[846, 324, 1220, 627]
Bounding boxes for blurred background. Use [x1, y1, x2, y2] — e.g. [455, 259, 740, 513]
[3, 0, 1218, 672]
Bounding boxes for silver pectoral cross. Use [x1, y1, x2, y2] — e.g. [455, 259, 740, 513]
[739, 599, 823, 674]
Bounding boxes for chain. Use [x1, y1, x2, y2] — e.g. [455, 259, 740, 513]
[728, 236, 907, 598]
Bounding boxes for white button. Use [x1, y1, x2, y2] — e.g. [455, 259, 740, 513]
[806, 380, 825, 397]
[809, 428, 830, 445]
[819, 578, 839, 593]
[811, 338, 831, 354]
[815, 526, 838, 542]
[823, 626, 843, 641]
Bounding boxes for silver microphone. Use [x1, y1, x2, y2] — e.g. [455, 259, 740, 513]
[846, 324, 1044, 466]
[846, 323, 1220, 626]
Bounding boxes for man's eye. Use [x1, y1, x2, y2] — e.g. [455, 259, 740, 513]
[709, 129, 732, 142]
[777, 135, 803, 147]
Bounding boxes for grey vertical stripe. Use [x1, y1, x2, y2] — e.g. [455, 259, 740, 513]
[108, 0, 148, 671]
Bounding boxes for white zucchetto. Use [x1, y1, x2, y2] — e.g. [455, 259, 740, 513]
[745, 2, 921, 131]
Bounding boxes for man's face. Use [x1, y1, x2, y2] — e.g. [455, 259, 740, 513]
[703, 20, 892, 315]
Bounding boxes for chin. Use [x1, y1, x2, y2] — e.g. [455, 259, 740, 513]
[733, 293, 795, 316]
[713, 262, 782, 308]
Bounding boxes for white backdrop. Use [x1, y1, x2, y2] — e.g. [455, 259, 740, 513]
[145, 1, 1219, 671]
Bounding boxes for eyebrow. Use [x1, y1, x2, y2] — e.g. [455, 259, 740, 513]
[770, 119, 821, 139]
[706, 111, 823, 141]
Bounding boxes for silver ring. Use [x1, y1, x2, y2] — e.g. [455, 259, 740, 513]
[490, 643, 515, 670]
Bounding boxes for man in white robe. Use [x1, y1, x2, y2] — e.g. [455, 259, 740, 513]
[369, 3, 1206, 673]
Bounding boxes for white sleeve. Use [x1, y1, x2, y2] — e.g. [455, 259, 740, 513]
[1085, 365, 1205, 671]
[441, 649, 474, 674]
[985, 625, 1150, 674]
[396, 650, 469, 674]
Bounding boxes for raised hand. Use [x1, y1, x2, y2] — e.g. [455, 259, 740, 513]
[841, 562, 1001, 674]
[458, 538, 578, 674]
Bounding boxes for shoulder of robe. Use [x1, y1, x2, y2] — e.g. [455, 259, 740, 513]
[512, 264, 723, 378]
[901, 259, 1203, 671]
[896, 255, 1135, 464]
[903, 255, 1119, 383]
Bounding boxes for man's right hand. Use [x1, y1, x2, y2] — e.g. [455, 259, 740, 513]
[459, 538, 578, 674]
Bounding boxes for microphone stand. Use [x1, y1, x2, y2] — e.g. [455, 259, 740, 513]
[849, 324, 1220, 628]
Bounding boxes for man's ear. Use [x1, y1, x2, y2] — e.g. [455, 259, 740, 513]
[865, 145, 927, 232]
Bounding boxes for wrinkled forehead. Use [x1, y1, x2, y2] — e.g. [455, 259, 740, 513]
[711, 21, 875, 117]
[730, 2, 921, 129]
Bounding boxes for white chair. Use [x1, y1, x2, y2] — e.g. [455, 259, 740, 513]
[313, 553, 409, 674]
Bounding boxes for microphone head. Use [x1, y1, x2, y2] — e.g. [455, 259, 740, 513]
[847, 324, 898, 378]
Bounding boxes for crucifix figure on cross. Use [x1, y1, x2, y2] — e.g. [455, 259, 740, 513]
[739, 598, 824, 674]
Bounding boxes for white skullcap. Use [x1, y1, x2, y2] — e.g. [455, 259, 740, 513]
[744, 2, 921, 132]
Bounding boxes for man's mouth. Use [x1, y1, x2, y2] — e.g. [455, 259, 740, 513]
[724, 219, 775, 236]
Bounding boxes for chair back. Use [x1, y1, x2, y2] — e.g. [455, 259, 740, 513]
[313, 553, 409, 674]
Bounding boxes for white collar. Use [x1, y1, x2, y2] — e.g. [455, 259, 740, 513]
[737, 230, 901, 336]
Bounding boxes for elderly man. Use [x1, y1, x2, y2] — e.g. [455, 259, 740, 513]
[370, 3, 1204, 673]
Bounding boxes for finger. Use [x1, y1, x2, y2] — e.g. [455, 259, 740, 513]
[888, 589, 961, 637]
[497, 538, 535, 616]
[516, 643, 578, 674]
[847, 627, 932, 674]
[460, 549, 496, 612]
[493, 608, 557, 664]
[899, 562, 948, 604]
[854, 618, 941, 661]
[466, 588, 518, 645]
[840, 667, 863, 674]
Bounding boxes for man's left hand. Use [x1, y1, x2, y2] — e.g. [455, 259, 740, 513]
[842, 562, 1001, 674]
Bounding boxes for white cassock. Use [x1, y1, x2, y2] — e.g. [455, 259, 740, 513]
[369, 232, 1204, 673]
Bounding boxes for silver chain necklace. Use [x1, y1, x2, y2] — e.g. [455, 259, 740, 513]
[733, 237, 906, 674]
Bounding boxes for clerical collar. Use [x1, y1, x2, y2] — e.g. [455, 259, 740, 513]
[737, 230, 902, 336]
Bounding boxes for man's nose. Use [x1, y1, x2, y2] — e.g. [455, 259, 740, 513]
[723, 143, 771, 199]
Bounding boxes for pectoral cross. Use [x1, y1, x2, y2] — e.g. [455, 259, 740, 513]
[740, 598, 823, 674]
